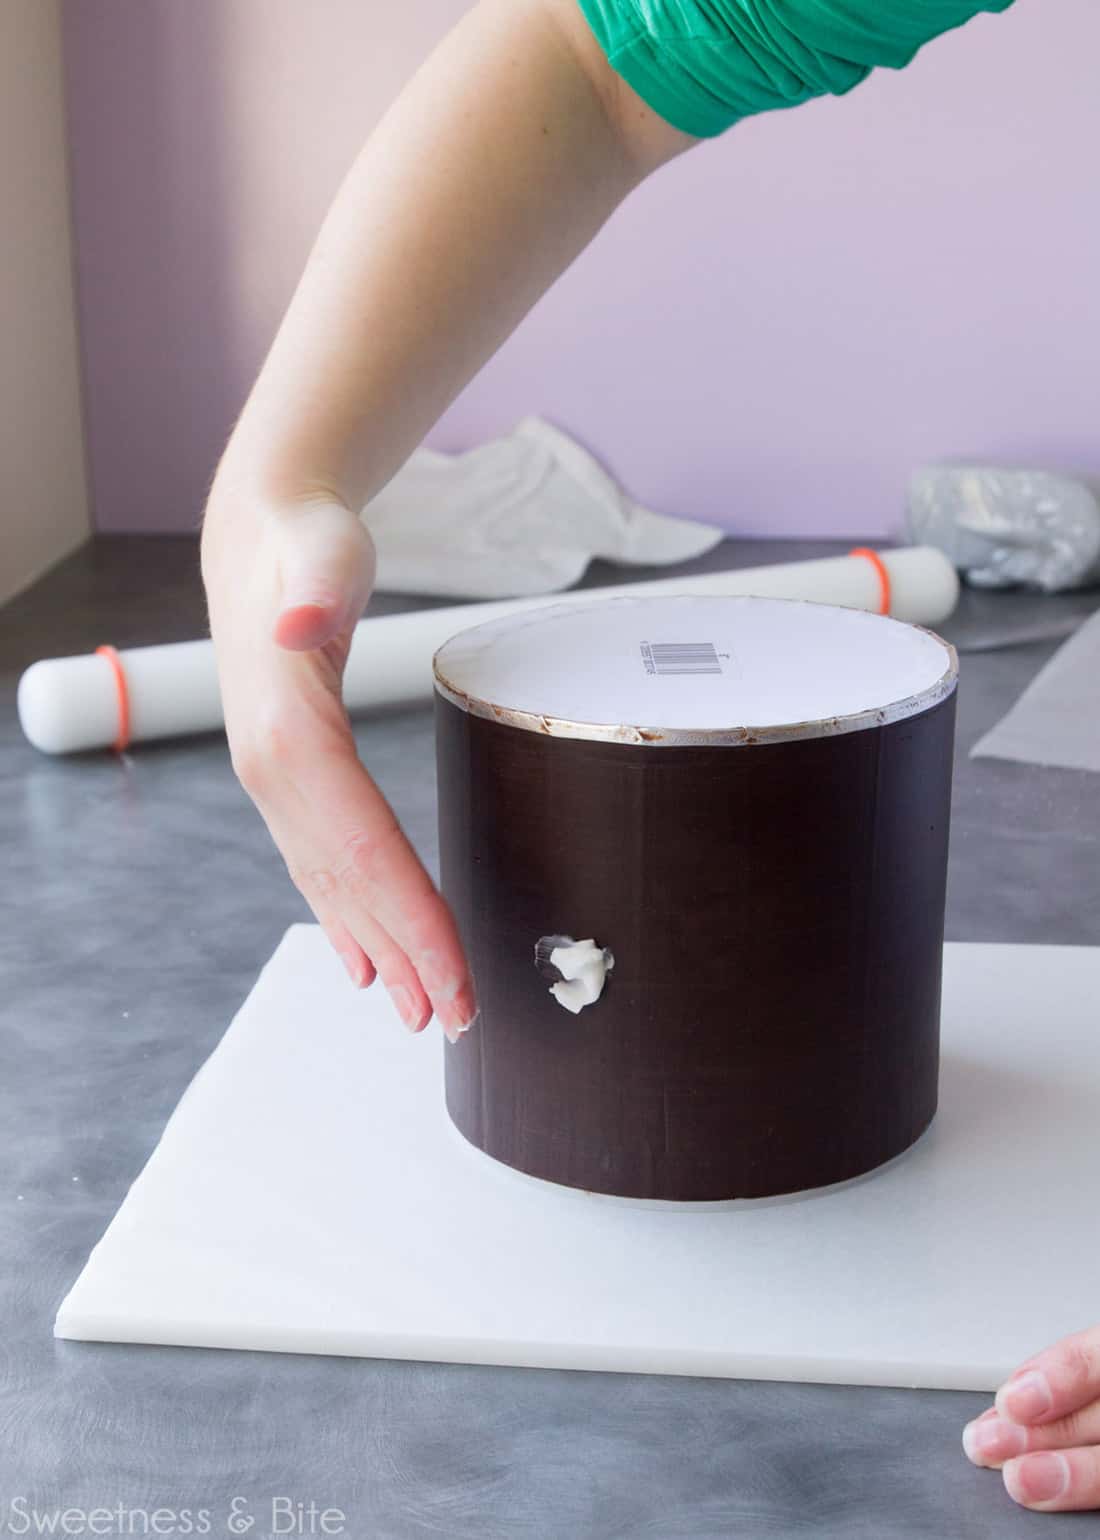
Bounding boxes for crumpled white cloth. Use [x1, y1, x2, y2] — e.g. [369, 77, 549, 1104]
[361, 416, 724, 598]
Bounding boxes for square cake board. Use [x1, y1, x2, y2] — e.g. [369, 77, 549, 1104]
[55, 926, 1100, 1392]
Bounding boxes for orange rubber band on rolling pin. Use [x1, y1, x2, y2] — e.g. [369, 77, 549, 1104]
[848, 547, 892, 616]
[95, 645, 132, 753]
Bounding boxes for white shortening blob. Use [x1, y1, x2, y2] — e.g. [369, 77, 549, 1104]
[539, 936, 614, 1013]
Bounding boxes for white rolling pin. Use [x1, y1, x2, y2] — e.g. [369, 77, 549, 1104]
[17, 545, 958, 755]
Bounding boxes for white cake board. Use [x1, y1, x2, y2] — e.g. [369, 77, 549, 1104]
[56, 927, 1100, 1392]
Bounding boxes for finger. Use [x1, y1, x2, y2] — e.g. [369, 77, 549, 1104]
[995, 1326, 1100, 1427]
[267, 804, 435, 1036]
[305, 751, 478, 1035]
[307, 824, 466, 1040]
[964, 1402, 1100, 1468]
[315, 907, 377, 992]
[334, 902, 434, 1037]
[234, 729, 428, 1031]
[1003, 1447, 1100, 1513]
[272, 502, 375, 653]
[234, 673, 476, 1040]
[265, 708, 478, 1035]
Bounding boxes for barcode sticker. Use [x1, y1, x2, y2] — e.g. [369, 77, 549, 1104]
[640, 641, 724, 676]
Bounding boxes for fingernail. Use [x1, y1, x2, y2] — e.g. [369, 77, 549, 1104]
[1000, 1370, 1053, 1423]
[390, 985, 418, 1032]
[963, 1415, 1027, 1464]
[441, 980, 477, 1030]
[339, 950, 364, 988]
[961, 1421, 982, 1465]
[436, 987, 479, 1038]
[441, 1018, 461, 1046]
[1007, 1452, 1069, 1506]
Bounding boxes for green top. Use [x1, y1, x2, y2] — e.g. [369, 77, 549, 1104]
[575, 0, 1017, 138]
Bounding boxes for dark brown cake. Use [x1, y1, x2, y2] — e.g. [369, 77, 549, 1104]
[434, 595, 958, 1201]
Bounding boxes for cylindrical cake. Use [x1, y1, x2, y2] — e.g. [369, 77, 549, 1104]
[433, 595, 958, 1201]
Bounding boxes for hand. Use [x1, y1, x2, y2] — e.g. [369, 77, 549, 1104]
[963, 1324, 1100, 1512]
[202, 489, 478, 1043]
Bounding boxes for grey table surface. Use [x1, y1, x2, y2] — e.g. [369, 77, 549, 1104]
[2, 534, 1098, 1539]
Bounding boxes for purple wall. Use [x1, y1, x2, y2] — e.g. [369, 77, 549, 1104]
[63, 0, 1097, 538]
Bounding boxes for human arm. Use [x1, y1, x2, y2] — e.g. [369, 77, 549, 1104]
[200, 0, 695, 1037]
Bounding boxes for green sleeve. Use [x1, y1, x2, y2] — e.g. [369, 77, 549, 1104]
[575, 0, 1017, 139]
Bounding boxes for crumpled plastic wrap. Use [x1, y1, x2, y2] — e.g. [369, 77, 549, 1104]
[906, 466, 1100, 592]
